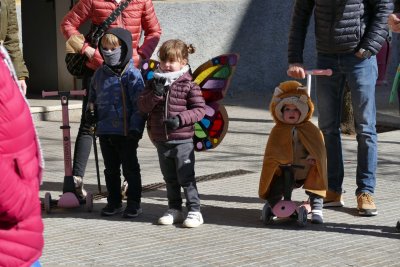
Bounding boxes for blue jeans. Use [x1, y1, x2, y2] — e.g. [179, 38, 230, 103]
[316, 53, 378, 196]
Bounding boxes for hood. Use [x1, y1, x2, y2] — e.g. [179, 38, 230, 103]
[269, 80, 314, 124]
[99, 27, 133, 69]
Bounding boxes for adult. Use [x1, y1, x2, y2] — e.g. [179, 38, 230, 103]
[287, 0, 393, 216]
[0, 46, 44, 267]
[0, 0, 29, 95]
[60, 0, 161, 197]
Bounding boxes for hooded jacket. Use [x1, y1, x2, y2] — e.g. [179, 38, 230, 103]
[288, 0, 393, 64]
[0, 0, 29, 79]
[138, 70, 205, 142]
[61, 0, 161, 70]
[259, 81, 328, 200]
[89, 28, 146, 136]
[0, 46, 43, 267]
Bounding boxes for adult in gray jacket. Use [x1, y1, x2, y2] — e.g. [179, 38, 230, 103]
[286, 0, 393, 216]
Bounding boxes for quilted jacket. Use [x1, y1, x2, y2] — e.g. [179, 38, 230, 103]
[60, 0, 161, 70]
[288, 0, 393, 64]
[0, 47, 43, 267]
[0, 0, 29, 79]
[89, 28, 146, 136]
[138, 71, 205, 142]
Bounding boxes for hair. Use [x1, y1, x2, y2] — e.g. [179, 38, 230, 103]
[100, 33, 121, 48]
[157, 39, 195, 63]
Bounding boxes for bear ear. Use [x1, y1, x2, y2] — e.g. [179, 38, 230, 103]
[297, 86, 308, 92]
[299, 94, 308, 103]
[278, 80, 303, 92]
[273, 86, 283, 96]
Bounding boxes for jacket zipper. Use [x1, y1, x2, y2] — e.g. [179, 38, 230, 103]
[119, 77, 128, 136]
[164, 89, 170, 140]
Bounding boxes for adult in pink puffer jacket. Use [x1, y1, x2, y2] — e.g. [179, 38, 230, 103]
[0, 47, 44, 267]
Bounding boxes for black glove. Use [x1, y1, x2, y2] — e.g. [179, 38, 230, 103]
[128, 130, 142, 140]
[150, 77, 167, 96]
[164, 116, 180, 130]
[85, 108, 97, 126]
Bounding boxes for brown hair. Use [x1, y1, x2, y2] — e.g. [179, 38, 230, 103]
[100, 33, 121, 48]
[157, 39, 195, 64]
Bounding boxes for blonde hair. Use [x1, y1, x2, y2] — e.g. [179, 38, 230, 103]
[100, 33, 121, 48]
[157, 39, 195, 64]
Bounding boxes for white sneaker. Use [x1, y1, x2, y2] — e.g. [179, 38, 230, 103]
[182, 211, 204, 228]
[73, 176, 87, 199]
[158, 209, 184, 225]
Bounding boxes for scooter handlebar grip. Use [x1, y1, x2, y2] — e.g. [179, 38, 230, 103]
[305, 69, 333, 76]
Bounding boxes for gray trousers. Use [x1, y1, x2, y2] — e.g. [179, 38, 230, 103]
[156, 142, 200, 212]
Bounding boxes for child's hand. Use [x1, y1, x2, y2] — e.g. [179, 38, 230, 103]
[85, 108, 97, 126]
[164, 116, 180, 130]
[151, 77, 167, 96]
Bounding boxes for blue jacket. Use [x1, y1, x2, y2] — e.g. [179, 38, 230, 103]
[89, 59, 146, 137]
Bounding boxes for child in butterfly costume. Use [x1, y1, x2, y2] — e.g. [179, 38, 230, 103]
[138, 39, 206, 228]
[259, 81, 328, 223]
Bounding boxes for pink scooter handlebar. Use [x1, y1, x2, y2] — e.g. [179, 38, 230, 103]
[305, 69, 333, 76]
[42, 89, 86, 98]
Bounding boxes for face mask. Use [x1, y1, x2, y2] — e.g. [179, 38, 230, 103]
[101, 46, 122, 67]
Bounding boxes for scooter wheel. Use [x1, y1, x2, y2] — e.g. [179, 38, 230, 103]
[297, 206, 308, 227]
[396, 220, 400, 232]
[44, 192, 52, 214]
[261, 203, 274, 225]
[85, 192, 93, 212]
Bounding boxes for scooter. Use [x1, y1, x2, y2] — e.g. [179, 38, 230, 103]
[42, 90, 93, 213]
[261, 164, 311, 227]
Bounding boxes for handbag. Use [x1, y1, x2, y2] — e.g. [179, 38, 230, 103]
[65, 0, 133, 77]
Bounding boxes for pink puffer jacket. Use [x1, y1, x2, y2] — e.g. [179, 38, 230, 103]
[0, 49, 44, 267]
[61, 0, 162, 69]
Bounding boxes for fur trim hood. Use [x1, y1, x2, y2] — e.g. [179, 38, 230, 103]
[270, 81, 314, 124]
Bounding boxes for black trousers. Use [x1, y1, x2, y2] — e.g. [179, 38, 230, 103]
[99, 135, 142, 208]
[72, 71, 94, 178]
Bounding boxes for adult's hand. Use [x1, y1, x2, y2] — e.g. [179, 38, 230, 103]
[84, 46, 96, 59]
[388, 13, 400, 33]
[18, 80, 27, 95]
[287, 63, 306, 79]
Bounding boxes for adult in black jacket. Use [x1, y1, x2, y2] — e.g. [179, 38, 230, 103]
[287, 0, 393, 217]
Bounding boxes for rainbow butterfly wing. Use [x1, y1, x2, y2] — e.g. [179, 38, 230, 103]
[192, 54, 239, 151]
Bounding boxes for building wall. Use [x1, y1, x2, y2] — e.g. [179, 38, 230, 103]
[19, 0, 399, 96]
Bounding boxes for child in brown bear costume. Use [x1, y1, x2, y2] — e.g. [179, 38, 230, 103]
[259, 81, 328, 223]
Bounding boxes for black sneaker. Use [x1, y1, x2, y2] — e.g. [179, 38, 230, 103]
[123, 205, 143, 218]
[101, 203, 122, 216]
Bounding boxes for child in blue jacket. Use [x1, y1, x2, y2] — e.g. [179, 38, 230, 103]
[88, 28, 146, 218]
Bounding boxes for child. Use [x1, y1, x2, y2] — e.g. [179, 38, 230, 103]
[138, 39, 206, 228]
[0, 46, 44, 266]
[87, 28, 146, 218]
[258, 81, 328, 223]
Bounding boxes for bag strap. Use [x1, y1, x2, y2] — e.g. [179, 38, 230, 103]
[90, 0, 133, 47]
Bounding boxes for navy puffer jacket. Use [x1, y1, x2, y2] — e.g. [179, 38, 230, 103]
[89, 28, 146, 136]
[288, 0, 393, 64]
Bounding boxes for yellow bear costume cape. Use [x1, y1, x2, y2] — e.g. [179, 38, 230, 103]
[258, 81, 328, 200]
